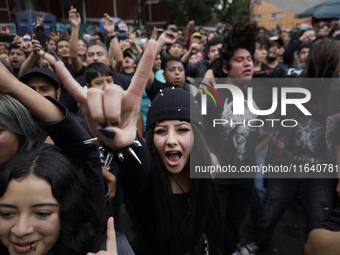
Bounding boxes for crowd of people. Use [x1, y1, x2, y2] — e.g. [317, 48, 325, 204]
[1, 6, 340, 255]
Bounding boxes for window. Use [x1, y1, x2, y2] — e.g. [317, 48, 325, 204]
[256, 0, 262, 4]
[256, 14, 261, 21]
[270, 13, 276, 20]
[277, 12, 283, 20]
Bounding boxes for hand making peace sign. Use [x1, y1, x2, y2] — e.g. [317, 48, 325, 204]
[55, 29, 157, 151]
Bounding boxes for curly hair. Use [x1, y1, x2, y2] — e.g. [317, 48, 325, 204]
[0, 149, 106, 255]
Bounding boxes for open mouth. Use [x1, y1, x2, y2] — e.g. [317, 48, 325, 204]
[166, 151, 182, 166]
[13, 241, 38, 253]
[12, 60, 19, 67]
[243, 69, 252, 75]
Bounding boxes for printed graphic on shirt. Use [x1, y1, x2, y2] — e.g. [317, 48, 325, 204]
[221, 98, 259, 163]
[294, 117, 325, 153]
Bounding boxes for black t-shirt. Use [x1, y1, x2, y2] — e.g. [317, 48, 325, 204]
[286, 115, 328, 160]
[202, 84, 261, 183]
[121, 69, 135, 78]
[253, 63, 286, 78]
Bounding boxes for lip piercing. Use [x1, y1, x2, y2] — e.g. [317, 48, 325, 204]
[30, 244, 36, 251]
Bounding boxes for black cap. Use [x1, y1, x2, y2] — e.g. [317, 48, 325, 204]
[146, 88, 204, 132]
[117, 33, 129, 40]
[20, 67, 60, 90]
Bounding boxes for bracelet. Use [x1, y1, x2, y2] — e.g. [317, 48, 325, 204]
[42, 52, 46, 58]
[82, 136, 142, 169]
[109, 35, 116, 40]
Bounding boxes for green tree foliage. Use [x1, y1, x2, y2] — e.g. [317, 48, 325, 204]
[159, 0, 218, 26]
[214, 0, 250, 24]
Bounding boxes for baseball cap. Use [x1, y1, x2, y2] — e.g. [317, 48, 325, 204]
[191, 32, 201, 39]
[270, 36, 284, 47]
[123, 47, 136, 62]
[20, 67, 60, 90]
[23, 35, 31, 41]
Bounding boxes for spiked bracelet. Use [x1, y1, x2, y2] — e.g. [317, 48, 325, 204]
[83, 137, 142, 170]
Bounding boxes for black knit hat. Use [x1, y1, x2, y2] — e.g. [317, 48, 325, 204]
[146, 87, 204, 132]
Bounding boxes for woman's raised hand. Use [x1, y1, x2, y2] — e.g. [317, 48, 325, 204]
[55, 29, 157, 151]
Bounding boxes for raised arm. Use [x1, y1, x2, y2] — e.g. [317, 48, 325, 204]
[55, 28, 158, 150]
[156, 31, 176, 57]
[68, 6, 83, 75]
[0, 61, 64, 122]
[103, 13, 123, 72]
[18, 39, 42, 78]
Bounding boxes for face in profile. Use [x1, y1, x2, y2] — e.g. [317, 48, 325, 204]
[153, 120, 193, 175]
[0, 174, 61, 255]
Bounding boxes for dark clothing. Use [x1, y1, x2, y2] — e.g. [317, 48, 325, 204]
[113, 135, 217, 255]
[255, 178, 337, 249]
[146, 79, 191, 101]
[121, 69, 135, 78]
[185, 59, 210, 78]
[217, 179, 254, 254]
[35, 98, 106, 211]
[283, 39, 302, 66]
[321, 206, 340, 231]
[95, 232, 135, 255]
[253, 63, 282, 78]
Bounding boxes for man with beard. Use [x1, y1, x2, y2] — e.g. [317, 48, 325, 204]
[8, 44, 27, 77]
[264, 38, 287, 77]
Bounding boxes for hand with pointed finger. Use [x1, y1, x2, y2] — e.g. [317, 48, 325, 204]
[87, 217, 118, 255]
[54, 29, 158, 151]
[69, 6, 81, 28]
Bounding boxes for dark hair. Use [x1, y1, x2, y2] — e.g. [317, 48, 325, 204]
[0, 149, 106, 255]
[144, 124, 221, 253]
[303, 38, 340, 120]
[94, 32, 105, 44]
[220, 22, 257, 71]
[57, 37, 69, 47]
[210, 22, 257, 78]
[255, 34, 271, 51]
[85, 62, 112, 85]
[204, 36, 224, 59]
[161, 56, 184, 72]
[298, 41, 312, 54]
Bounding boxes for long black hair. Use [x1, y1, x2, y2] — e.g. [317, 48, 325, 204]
[145, 123, 222, 253]
[0, 149, 106, 255]
[303, 38, 340, 120]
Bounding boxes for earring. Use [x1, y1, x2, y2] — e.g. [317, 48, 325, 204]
[11, 226, 15, 231]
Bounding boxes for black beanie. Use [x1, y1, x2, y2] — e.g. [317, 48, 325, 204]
[146, 87, 204, 132]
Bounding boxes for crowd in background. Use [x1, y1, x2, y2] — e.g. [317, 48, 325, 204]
[1, 6, 340, 255]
